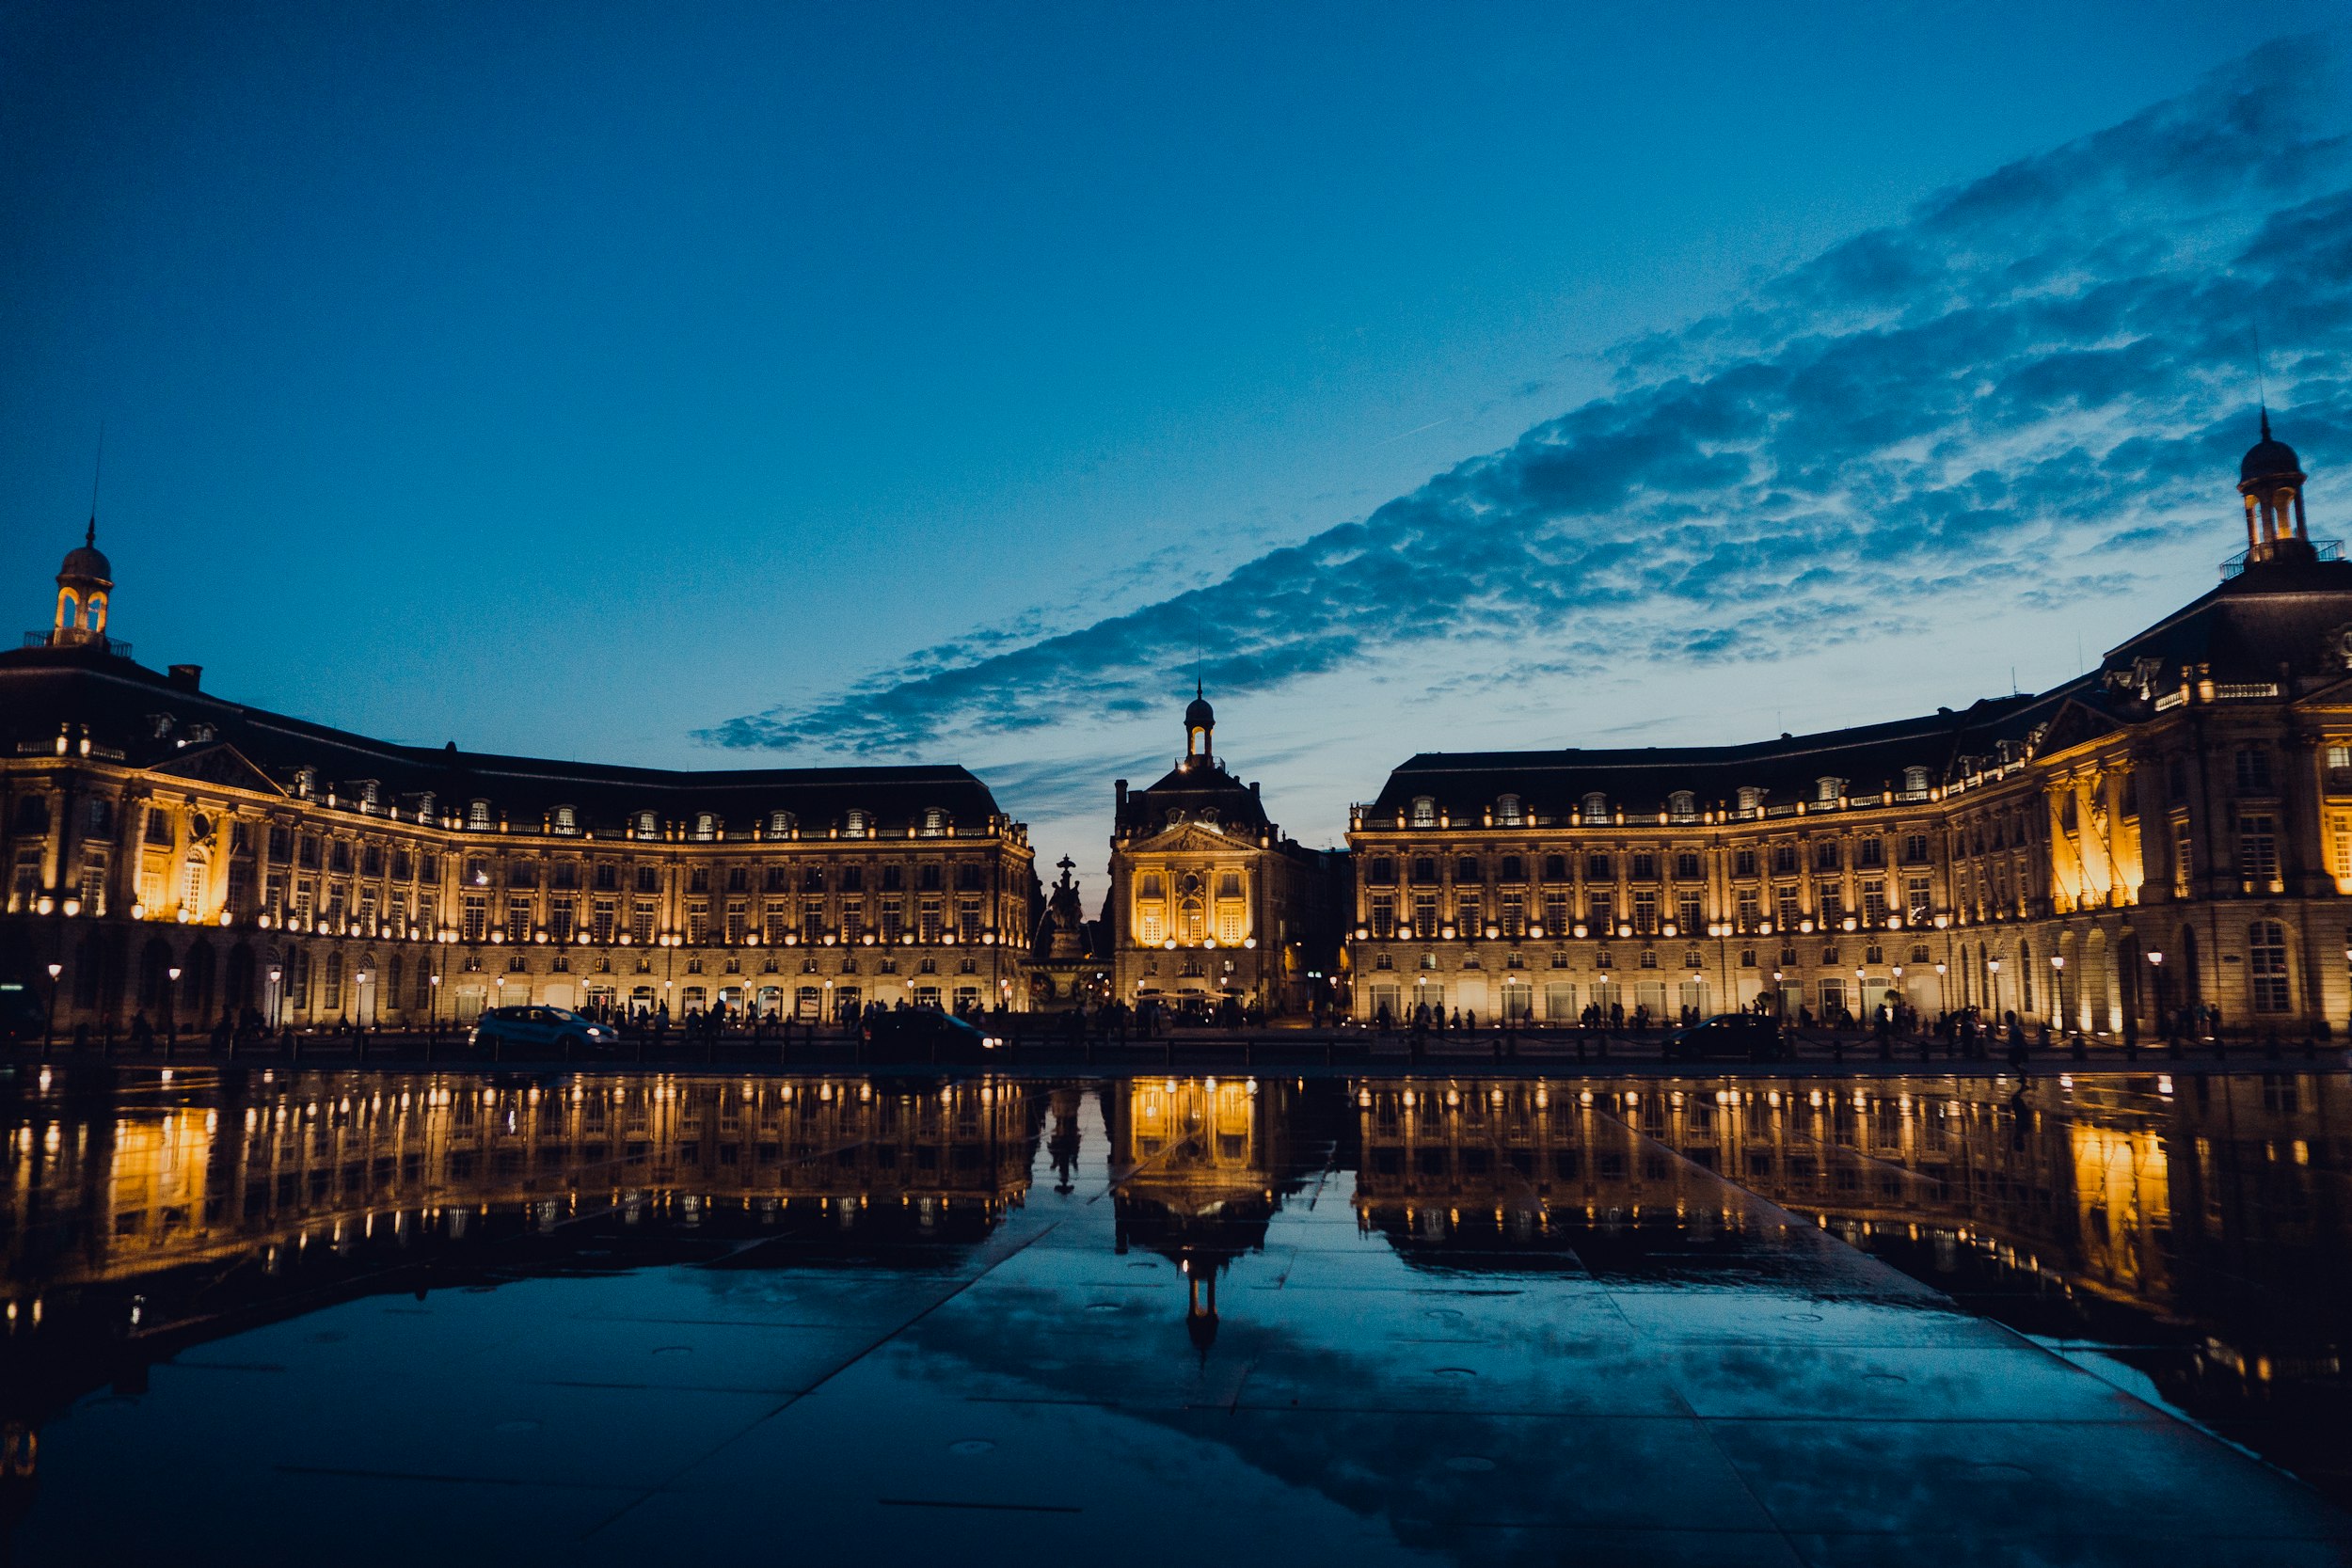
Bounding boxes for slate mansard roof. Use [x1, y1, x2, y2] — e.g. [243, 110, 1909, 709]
[1367, 550, 2352, 827]
[0, 644, 1010, 835]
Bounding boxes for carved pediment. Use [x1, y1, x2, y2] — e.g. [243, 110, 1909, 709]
[147, 741, 287, 799]
[1132, 821, 1249, 855]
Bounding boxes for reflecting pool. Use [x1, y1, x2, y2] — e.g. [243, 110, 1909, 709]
[6, 1066, 2351, 1565]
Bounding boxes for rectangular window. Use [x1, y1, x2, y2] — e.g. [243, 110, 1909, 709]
[1905, 877, 1931, 925]
[1737, 888, 1760, 929]
[1544, 982, 1577, 1022]
[1632, 890, 1659, 934]
[1861, 879, 1886, 925]
[1585, 852, 1612, 882]
[2331, 811, 2352, 889]
[2238, 814, 2280, 894]
[774, 900, 799, 942]
[1586, 892, 1613, 932]
[1454, 895, 1480, 933]
[1413, 894, 1438, 935]
[1216, 870, 1243, 898]
[1858, 838, 1883, 867]
[592, 899, 616, 943]
[1677, 893, 1702, 934]
[1901, 833, 1929, 864]
[1733, 847, 1757, 878]
[144, 807, 174, 847]
[1138, 898, 1166, 944]
[882, 898, 904, 942]
[687, 900, 709, 944]
[504, 897, 532, 942]
[1818, 882, 1844, 922]
[1215, 903, 1242, 945]
[1369, 894, 1395, 938]
[461, 895, 487, 942]
[1630, 852, 1657, 881]
[2236, 748, 2274, 792]
[959, 899, 982, 942]
[1774, 885, 1800, 933]
[724, 902, 749, 943]
[2173, 816, 2193, 897]
[2249, 921, 2292, 1012]
[548, 896, 576, 942]
[918, 900, 942, 943]
[1674, 851, 1701, 880]
[1501, 892, 1526, 937]
[1541, 893, 1566, 934]
[630, 901, 656, 943]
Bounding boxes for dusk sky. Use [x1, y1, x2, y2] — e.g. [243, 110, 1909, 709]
[4, 4, 2347, 895]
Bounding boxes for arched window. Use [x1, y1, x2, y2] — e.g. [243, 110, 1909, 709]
[636, 810, 659, 838]
[56, 588, 79, 629]
[1581, 792, 1609, 826]
[692, 813, 717, 841]
[1737, 785, 1764, 815]
[844, 809, 869, 838]
[1903, 766, 1931, 794]
[552, 804, 578, 834]
[467, 799, 491, 830]
[87, 593, 106, 633]
[1178, 897, 1204, 943]
[1409, 796, 1438, 828]
[1668, 791, 1697, 823]
[919, 807, 947, 837]
[1496, 794, 1523, 826]
[1816, 776, 1843, 804]
[768, 810, 793, 836]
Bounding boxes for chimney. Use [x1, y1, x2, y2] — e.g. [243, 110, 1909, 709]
[167, 664, 202, 691]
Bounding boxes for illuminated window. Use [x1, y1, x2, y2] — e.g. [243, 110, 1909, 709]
[2249, 921, 2291, 1012]
[1410, 796, 1437, 828]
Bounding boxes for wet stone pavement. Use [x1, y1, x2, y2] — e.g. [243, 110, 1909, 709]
[5, 1066, 2351, 1566]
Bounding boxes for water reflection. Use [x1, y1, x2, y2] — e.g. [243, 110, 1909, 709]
[5, 1065, 2352, 1546]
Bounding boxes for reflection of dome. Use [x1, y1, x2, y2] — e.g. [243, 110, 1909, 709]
[2241, 414, 2302, 483]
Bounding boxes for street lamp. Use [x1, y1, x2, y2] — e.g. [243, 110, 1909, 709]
[429, 971, 442, 1040]
[165, 965, 182, 1050]
[267, 966, 282, 1033]
[43, 961, 62, 1049]
[357, 970, 373, 1032]
[2050, 953, 2066, 1028]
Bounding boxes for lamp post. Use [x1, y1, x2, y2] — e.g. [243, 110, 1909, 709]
[2050, 954, 2066, 1031]
[43, 961, 62, 1053]
[1934, 961, 1947, 1019]
[429, 971, 441, 1043]
[164, 965, 182, 1053]
[2148, 950, 2168, 1047]
[267, 965, 282, 1034]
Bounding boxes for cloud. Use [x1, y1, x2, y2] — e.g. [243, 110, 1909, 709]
[705, 40, 2352, 759]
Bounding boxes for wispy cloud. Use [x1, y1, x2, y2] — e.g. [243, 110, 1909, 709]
[705, 40, 2351, 759]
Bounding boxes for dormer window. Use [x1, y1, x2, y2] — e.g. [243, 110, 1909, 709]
[692, 813, 718, 841]
[1496, 794, 1523, 826]
[1198, 808, 1218, 828]
[1903, 766, 1931, 794]
[552, 804, 579, 835]
[1581, 792, 1609, 826]
[294, 768, 316, 800]
[358, 780, 380, 807]
[417, 792, 435, 821]
[1816, 776, 1842, 804]
[919, 807, 947, 837]
[1737, 785, 1763, 813]
[1409, 796, 1438, 828]
[635, 810, 659, 838]
[844, 809, 869, 838]
[467, 799, 491, 830]
[1668, 790, 1697, 823]
[768, 810, 794, 836]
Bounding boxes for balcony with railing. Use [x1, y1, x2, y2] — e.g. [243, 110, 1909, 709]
[22, 630, 134, 658]
[2220, 539, 2343, 579]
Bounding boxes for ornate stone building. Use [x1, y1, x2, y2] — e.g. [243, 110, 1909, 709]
[1347, 421, 2352, 1037]
[1107, 689, 1349, 1017]
[0, 534, 1038, 1033]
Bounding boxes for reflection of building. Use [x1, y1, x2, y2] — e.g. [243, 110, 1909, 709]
[1108, 689, 1348, 1017]
[1104, 1075, 1295, 1352]
[1350, 1070, 2352, 1375]
[1348, 427, 2352, 1037]
[0, 1071, 1039, 1415]
[0, 533, 1038, 1032]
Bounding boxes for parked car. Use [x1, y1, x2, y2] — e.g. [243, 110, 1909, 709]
[1661, 1012, 1785, 1063]
[467, 1006, 621, 1056]
[861, 1008, 1003, 1063]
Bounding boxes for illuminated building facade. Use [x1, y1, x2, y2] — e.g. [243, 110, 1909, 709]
[1107, 689, 1349, 1016]
[0, 536, 1038, 1032]
[1347, 424, 2352, 1037]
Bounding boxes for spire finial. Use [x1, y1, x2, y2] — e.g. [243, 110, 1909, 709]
[2262, 406, 2273, 443]
[86, 420, 103, 546]
[1196, 675, 1203, 701]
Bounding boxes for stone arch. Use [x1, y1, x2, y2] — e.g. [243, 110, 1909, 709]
[183, 940, 215, 1025]
[2086, 927, 2113, 1034]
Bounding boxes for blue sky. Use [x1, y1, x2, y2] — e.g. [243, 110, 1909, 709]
[3, 5, 2345, 895]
